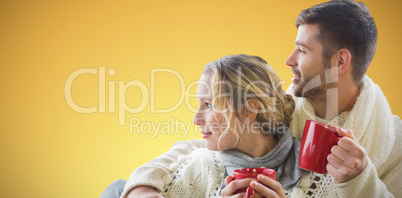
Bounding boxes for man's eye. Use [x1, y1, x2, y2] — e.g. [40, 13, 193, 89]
[298, 49, 305, 53]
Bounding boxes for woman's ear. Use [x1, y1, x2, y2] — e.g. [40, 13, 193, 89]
[244, 99, 258, 123]
[336, 49, 352, 76]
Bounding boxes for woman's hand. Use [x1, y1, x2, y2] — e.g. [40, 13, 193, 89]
[250, 174, 286, 198]
[221, 175, 286, 198]
[127, 185, 164, 198]
[221, 176, 255, 197]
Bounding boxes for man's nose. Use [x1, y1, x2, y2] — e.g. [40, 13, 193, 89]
[285, 51, 298, 67]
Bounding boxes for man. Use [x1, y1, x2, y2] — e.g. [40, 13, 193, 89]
[101, 0, 401, 197]
[273, 0, 400, 196]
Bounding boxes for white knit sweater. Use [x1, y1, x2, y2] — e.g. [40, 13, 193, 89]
[160, 148, 224, 197]
[121, 75, 401, 198]
[288, 75, 401, 197]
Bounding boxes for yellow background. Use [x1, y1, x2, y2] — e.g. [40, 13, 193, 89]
[0, 0, 400, 197]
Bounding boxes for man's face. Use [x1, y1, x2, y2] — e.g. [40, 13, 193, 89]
[285, 24, 336, 100]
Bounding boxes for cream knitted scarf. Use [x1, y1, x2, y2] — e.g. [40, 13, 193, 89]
[289, 75, 395, 169]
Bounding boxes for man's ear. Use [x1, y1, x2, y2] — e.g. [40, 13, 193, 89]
[336, 49, 352, 76]
[244, 99, 258, 123]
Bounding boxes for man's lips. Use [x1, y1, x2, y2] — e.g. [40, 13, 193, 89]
[291, 70, 302, 83]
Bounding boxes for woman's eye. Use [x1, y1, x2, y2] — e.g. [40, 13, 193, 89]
[205, 102, 212, 109]
[298, 49, 305, 53]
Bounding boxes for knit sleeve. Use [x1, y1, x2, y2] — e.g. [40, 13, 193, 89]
[382, 161, 401, 197]
[120, 139, 206, 198]
[334, 159, 395, 198]
[380, 116, 402, 197]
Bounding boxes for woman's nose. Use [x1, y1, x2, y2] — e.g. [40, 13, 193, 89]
[193, 111, 204, 126]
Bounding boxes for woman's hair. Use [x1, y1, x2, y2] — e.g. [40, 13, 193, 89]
[203, 54, 294, 141]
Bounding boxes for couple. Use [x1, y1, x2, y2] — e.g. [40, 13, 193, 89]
[102, 0, 401, 197]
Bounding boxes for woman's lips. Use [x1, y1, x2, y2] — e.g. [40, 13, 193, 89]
[201, 131, 212, 138]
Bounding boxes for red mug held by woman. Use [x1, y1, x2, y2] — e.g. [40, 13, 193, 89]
[233, 167, 276, 198]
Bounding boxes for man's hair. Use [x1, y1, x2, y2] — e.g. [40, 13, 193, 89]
[296, 0, 377, 87]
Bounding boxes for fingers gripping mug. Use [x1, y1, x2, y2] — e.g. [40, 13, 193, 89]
[299, 120, 342, 174]
[233, 167, 276, 198]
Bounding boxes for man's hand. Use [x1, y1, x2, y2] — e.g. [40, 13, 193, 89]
[327, 128, 368, 183]
[127, 185, 163, 198]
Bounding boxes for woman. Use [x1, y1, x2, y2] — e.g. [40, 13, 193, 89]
[101, 54, 309, 198]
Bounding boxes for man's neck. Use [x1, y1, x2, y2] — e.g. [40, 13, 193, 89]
[311, 83, 360, 120]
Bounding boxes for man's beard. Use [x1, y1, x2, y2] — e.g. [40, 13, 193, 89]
[293, 66, 338, 101]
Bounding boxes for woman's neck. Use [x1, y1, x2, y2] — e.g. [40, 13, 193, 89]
[236, 132, 277, 158]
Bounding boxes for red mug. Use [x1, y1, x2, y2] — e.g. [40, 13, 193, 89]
[233, 167, 276, 198]
[299, 120, 341, 174]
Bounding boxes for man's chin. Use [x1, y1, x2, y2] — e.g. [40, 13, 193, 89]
[288, 83, 303, 97]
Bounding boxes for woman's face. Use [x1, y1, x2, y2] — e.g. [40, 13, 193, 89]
[193, 74, 239, 151]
